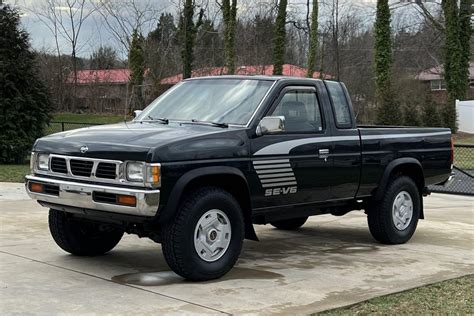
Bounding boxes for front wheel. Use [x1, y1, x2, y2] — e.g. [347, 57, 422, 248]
[49, 209, 124, 256]
[367, 176, 420, 244]
[161, 187, 244, 281]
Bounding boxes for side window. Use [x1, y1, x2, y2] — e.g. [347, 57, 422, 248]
[326, 81, 352, 128]
[271, 90, 323, 133]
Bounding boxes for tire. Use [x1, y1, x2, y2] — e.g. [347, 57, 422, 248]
[49, 209, 124, 256]
[270, 217, 308, 230]
[367, 176, 421, 244]
[161, 187, 244, 281]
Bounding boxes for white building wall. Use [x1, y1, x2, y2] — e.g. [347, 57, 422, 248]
[456, 100, 474, 133]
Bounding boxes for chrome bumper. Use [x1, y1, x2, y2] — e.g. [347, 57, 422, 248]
[25, 175, 160, 217]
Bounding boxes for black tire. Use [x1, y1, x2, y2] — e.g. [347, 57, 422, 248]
[161, 187, 244, 281]
[367, 176, 420, 244]
[270, 217, 308, 230]
[49, 209, 124, 256]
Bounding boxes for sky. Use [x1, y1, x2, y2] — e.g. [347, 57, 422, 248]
[5, 0, 436, 59]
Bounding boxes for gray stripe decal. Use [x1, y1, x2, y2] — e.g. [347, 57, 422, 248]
[256, 168, 293, 174]
[259, 172, 295, 179]
[253, 131, 451, 156]
[253, 159, 289, 165]
[260, 177, 296, 184]
[254, 163, 291, 169]
[262, 181, 297, 188]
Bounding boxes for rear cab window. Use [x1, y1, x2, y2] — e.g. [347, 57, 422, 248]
[325, 81, 352, 129]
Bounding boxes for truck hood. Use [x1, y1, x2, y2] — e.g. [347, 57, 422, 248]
[33, 122, 249, 162]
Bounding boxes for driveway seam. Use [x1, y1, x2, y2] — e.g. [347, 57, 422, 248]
[0, 250, 231, 315]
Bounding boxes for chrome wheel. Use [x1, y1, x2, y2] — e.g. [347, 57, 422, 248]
[194, 209, 232, 262]
[392, 191, 413, 231]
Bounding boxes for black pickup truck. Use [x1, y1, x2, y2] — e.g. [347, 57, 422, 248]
[26, 76, 453, 281]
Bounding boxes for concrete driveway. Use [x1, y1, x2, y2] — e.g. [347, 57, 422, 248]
[0, 182, 473, 315]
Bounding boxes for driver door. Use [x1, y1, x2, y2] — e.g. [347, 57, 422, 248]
[250, 86, 332, 210]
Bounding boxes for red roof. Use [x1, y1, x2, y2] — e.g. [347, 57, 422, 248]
[160, 64, 332, 85]
[416, 62, 474, 81]
[68, 69, 131, 84]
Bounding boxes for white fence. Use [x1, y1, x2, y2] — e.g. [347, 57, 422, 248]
[457, 100, 474, 133]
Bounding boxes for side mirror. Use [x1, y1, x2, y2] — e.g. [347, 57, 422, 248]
[256, 116, 285, 136]
[133, 110, 143, 119]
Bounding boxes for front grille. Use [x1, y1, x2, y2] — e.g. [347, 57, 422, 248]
[70, 159, 93, 177]
[96, 162, 117, 179]
[93, 192, 117, 204]
[43, 184, 59, 196]
[51, 157, 67, 174]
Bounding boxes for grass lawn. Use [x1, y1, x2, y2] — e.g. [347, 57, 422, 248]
[52, 113, 127, 124]
[454, 132, 474, 145]
[0, 164, 30, 183]
[318, 275, 473, 315]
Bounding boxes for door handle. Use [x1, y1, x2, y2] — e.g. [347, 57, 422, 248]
[319, 149, 330, 161]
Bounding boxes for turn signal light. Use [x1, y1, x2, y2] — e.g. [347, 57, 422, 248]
[30, 183, 44, 193]
[117, 195, 136, 206]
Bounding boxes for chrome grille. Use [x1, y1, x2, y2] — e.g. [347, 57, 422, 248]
[96, 162, 117, 179]
[70, 159, 94, 177]
[51, 157, 67, 174]
[47, 155, 120, 182]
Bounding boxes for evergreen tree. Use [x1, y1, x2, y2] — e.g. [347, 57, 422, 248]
[178, 0, 204, 79]
[221, 0, 237, 74]
[272, 0, 287, 75]
[441, 0, 462, 131]
[128, 29, 145, 110]
[374, 0, 402, 125]
[0, 4, 53, 163]
[148, 13, 177, 45]
[307, 0, 319, 78]
[402, 102, 421, 127]
[422, 96, 442, 127]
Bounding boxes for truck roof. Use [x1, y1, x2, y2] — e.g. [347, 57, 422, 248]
[184, 75, 325, 83]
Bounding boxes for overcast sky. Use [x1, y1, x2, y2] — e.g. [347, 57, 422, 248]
[5, 0, 433, 59]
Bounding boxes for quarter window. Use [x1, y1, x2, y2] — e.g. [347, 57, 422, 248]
[270, 90, 323, 133]
[326, 81, 352, 128]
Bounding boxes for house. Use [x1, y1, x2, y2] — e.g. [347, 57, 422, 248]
[66, 69, 131, 113]
[416, 62, 474, 102]
[159, 64, 332, 86]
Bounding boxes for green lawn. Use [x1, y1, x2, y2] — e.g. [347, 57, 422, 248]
[52, 113, 128, 124]
[454, 132, 474, 145]
[318, 275, 473, 315]
[0, 164, 30, 183]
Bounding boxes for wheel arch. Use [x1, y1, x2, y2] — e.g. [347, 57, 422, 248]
[374, 158, 425, 219]
[159, 166, 258, 241]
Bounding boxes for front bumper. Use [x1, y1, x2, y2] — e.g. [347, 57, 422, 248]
[25, 175, 160, 217]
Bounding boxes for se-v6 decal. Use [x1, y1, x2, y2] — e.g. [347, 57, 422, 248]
[252, 159, 298, 196]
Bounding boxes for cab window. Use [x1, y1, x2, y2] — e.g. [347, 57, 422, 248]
[326, 81, 352, 128]
[270, 90, 323, 133]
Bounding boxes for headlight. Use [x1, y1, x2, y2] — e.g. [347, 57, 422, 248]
[125, 162, 161, 186]
[37, 154, 49, 171]
[126, 162, 145, 182]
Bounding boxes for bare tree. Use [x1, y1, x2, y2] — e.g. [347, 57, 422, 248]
[28, 0, 97, 110]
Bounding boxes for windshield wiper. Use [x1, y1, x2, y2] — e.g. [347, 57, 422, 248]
[190, 119, 229, 128]
[146, 115, 169, 124]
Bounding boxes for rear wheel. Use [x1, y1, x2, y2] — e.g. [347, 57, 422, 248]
[161, 187, 244, 281]
[367, 176, 420, 244]
[49, 209, 124, 256]
[270, 217, 308, 230]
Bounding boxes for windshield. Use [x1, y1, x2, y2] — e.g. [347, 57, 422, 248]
[138, 78, 274, 125]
